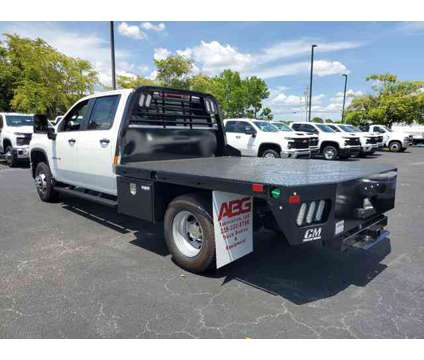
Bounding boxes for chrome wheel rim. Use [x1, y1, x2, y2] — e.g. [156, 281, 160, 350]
[324, 148, 336, 160]
[5, 148, 12, 165]
[391, 143, 400, 151]
[172, 210, 203, 257]
[264, 152, 276, 158]
[35, 173, 47, 194]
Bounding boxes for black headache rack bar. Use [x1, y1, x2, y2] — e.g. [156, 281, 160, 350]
[126, 86, 221, 129]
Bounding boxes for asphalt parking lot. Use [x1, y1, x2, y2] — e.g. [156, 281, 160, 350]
[1, 149, 424, 338]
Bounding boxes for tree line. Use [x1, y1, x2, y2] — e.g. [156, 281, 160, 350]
[0, 34, 272, 119]
[1, 34, 423, 125]
[345, 73, 424, 126]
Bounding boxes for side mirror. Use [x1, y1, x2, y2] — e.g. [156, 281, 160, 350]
[33, 114, 49, 133]
[245, 128, 257, 137]
[47, 126, 57, 141]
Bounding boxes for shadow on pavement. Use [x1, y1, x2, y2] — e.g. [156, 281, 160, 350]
[60, 196, 391, 305]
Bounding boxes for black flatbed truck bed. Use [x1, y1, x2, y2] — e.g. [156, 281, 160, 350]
[116, 156, 396, 254]
[116, 156, 396, 192]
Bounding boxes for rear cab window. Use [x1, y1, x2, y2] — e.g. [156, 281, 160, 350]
[87, 95, 120, 130]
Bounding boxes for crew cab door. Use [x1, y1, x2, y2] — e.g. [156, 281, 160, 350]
[0, 115, 4, 153]
[76, 95, 121, 195]
[373, 126, 390, 143]
[53, 99, 92, 184]
[225, 121, 257, 156]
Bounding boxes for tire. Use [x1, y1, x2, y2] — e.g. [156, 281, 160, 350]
[164, 193, 215, 273]
[34, 162, 58, 202]
[389, 141, 402, 152]
[322, 145, 339, 160]
[5, 146, 17, 167]
[261, 149, 280, 158]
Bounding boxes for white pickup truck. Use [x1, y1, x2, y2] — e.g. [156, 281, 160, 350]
[0, 112, 34, 167]
[224, 118, 311, 158]
[271, 121, 320, 154]
[290, 122, 361, 160]
[360, 124, 410, 152]
[327, 124, 380, 157]
[391, 123, 424, 145]
[29, 87, 398, 273]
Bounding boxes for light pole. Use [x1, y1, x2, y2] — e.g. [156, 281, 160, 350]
[308, 44, 317, 122]
[110, 21, 116, 90]
[341, 73, 348, 123]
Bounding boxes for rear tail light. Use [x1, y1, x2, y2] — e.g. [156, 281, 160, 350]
[296, 203, 308, 226]
[296, 200, 329, 226]
[315, 200, 326, 222]
[306, 201, 316, 224]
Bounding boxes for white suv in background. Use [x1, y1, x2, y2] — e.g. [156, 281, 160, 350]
[224, 118, 311, 158]
[327, 123, 379, 157]
[271, 121, 320, 154]
[290, 122, 361, 160]
[0, 112, 34, 167]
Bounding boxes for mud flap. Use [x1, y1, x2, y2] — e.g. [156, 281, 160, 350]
[212, 191, 253, 268]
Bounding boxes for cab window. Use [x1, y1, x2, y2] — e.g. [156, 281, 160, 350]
[60, 100, 90, 132]
[87, 95, 120, 130]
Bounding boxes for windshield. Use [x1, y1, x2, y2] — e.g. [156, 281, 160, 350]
[5, 115, 33, 127]
[253, 121, 279, 132]
[328, 125, 341, 132]
[316, 124, 336, 133]
[382, 126, 392, 132]
[339, 125, 359, 132]
[272, 122, 293, 132]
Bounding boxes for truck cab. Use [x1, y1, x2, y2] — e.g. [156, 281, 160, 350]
[0, 112, 34, 167]
[361, 124, 409, 152]
[271, 121, 319, 154]
[30, 89, 132, 195]
[290, 122, 361, 160]
[224, 118, 311, 158]
[327, 123, 379, 157]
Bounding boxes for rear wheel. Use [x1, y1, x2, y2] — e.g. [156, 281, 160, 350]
[261, 149, 280, 158]
[164, 193, 215, 273]
[389, 141, 402, 152]
[34, 162, 58, 202]
[322, 145, 338, 160]
[5, 146, 17, 167]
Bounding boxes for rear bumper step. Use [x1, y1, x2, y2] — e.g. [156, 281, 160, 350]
[340, 216, 389, 251]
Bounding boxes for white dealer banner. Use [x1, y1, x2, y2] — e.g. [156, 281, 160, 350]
[212, 191, 253, 268]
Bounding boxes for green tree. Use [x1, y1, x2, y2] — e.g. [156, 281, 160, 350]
[346, 73, 424, 126]
[2, 34, 97, 118]
[0, 41, 16, 111]
[117, 74, 157, 89]
[312, 116, 323, 123]
[154, 55, 193, 89]
[212, 70, 249, 118]
[243, 76, 270, 118]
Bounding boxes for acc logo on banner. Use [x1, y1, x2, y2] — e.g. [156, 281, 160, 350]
[213, 191, 253, 268]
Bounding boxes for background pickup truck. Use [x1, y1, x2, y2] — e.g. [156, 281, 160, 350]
[360, 124, 410, 152]
[224, 118, 311, 158]
[327, 123, 379, 157]
[30, 86, 397, 273]
[0, 112, 34, 167]
[290, 121, 361, 160]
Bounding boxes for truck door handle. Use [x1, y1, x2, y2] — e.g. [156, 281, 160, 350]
[68, 139, 76, 144]
[100, 138, 110, 144]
